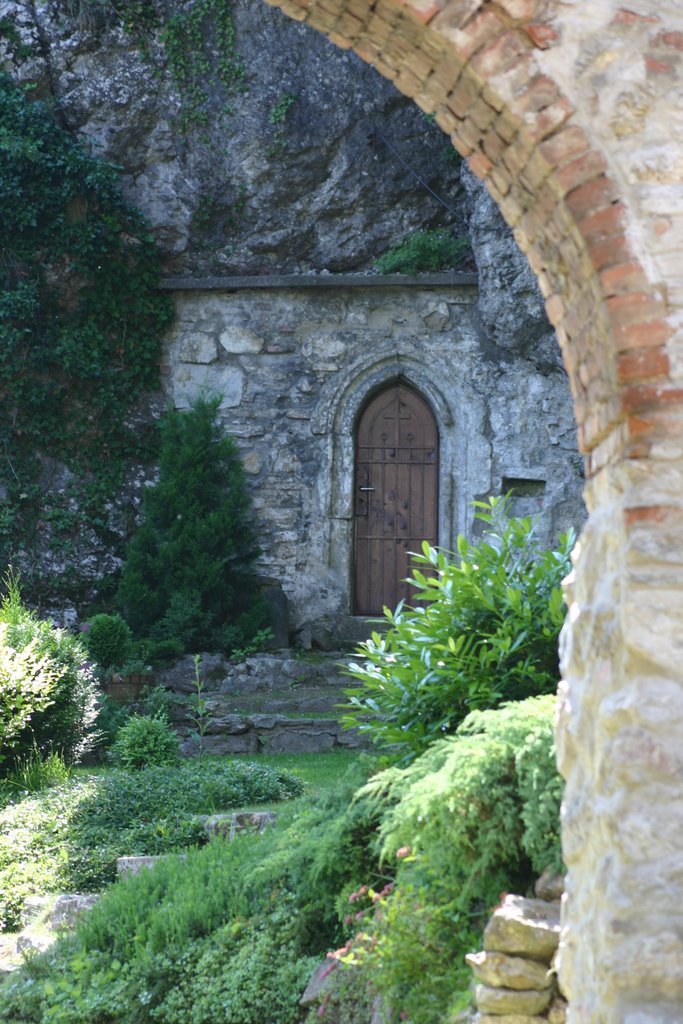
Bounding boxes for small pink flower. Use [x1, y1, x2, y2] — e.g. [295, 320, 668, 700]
[396, 846, 412, 860]
[344, 914, 353, 926]
[358, 885, 368, 896]
[349, 891, 358, 903]
[355, 910, 365, 920]
[317, 1005, 326, 1019]
[372, 892, 382, 903]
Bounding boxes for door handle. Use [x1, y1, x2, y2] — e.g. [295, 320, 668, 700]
[359, 487, 375, 491]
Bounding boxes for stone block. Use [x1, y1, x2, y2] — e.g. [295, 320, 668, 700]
[474, 982, 553, 1015]
[173, 365, 243, 410]
[51, 894, 100, 928]
[535, 868, 565, 902]
[218, 326, 263, 354]
[466, 950, 553, 990]
[475, 1016, 547, 1024]
[483, 895, 561, 961]
[178, 335, 217, 364]
[201, 811, 276, 840]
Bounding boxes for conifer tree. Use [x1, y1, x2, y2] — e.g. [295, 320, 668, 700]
[117, 397, 265, 653]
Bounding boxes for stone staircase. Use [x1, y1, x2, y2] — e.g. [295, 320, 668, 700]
[156, 651, 369, 755]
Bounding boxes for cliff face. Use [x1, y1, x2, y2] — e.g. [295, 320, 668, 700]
[1, 0, 467, 273]
[0, 0, 584, 620]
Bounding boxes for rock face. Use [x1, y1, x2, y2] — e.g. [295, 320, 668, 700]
[0, 0, 466, 275]
[0, 0, 585, 617]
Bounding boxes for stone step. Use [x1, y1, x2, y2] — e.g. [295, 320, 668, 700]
[178, 712, 366, 756]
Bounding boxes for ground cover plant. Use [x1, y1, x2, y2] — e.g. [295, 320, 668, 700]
[342, 496, 573, 763]
[0, 758, 303, 932]
[0, 698, 562, 1024]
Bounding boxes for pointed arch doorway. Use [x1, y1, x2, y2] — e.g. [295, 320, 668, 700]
[353, 382, 439, 615]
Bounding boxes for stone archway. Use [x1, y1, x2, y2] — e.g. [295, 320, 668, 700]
[261, 1, 683, 1019]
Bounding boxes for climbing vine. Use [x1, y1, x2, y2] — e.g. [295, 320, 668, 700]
[79, 0, 245, 131]
[0, 75, 173, 597]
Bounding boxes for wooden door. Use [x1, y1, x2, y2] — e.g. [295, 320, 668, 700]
[353, 383, 438, 615]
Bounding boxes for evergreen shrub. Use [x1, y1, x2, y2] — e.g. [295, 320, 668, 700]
[117, 396, 267, 655]
[340, 695, 563, 1023]
[342, 497, 573, 763]
[110, 714, 179, 769]
[83, 613, 132, 671]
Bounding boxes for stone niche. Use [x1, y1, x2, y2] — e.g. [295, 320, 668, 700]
[162, 272, 584, 645]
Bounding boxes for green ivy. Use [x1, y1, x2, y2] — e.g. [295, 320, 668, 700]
[0, 75, 173, 595]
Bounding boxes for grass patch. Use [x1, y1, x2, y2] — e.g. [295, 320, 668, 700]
[0, 757, 305, 932]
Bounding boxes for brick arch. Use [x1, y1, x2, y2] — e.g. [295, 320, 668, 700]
[263, 1, 683, 1021]
[266, 0, 674, 477]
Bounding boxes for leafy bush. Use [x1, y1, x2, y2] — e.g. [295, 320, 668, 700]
[0, 579, 99, 768]
[83, 613, 132, 671]
[0, 626, 55, 771]
[110, 714, 179, 768]
[373, 229, 470, 274]
[342, 497, 573, 763]
[0, 759, 305, 930]
[117, 396, 268, 655]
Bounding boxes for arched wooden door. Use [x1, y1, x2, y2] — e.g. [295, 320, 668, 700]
[353, 382, 438, 615]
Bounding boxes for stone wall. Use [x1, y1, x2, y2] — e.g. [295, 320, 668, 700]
[162, 273, 583, 639]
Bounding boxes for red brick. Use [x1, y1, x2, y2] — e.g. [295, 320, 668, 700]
[555, 150, 608, 193]
[606, 292, 666, 327]
[600, 262, 648, 297]
[614, 318, 673, 352]
[579, 203, 626, 244]
[515, 74, 561, 114]
[621, 386, 683, 413]
[645, 54, 674, 74]
[538, 124, 589, 167]
[565, 176, 620, 219]
[524, 96, 573, 142]
[434, 7, 505, 59]
[653, 30, 683, 50]
[468, 150, 493, 179]
[526, 22, 560, 48]
[624, 505, 674, 526]
[617, 347, 670, 383]
[611, 7, 659, 25]
[588, 232, 634, 271]
[470, 29, 530, 77]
